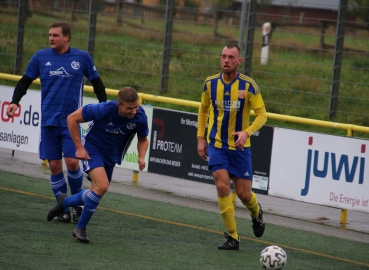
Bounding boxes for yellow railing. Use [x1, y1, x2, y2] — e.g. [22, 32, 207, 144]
[2, 73, 368, 136]
[2, 72, 369, 226]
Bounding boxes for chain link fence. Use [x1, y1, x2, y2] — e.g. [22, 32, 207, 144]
[0, 0, 368, 127]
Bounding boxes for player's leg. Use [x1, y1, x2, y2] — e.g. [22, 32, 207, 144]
[47, 147, 103, 227]
[40, 127, 71, 223]
[73, 146, 113, 243]
[230, 148, 265, 238]
[208, 146, 239, 250]
[73, 166, 110, 243]
[62, 127, 83, 223]
[47, 190, 88, 221]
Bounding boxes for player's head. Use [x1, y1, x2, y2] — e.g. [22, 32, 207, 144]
[220, 43, 242, 75]
[50, 22, 71, 41]
[118, 87, 140, 118]
[49, 22, 71, 53]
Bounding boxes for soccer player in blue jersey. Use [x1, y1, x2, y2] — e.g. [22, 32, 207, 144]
[47, 87, 149, 243]
[6, 22, 107, 223]
[197, 44, 267, 250]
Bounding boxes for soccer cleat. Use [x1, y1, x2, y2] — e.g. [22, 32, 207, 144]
[73, 227, 90, 243]
[47, 193, 68, 221]
[53, 212, 71, 223]
[251, 202, 265, 238]
[72, 206, 82, 223]
[218, 232, 240, 250]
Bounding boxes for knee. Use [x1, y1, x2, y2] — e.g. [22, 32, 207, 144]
[94, 183, 109, 196]
[48, 160, 62, 175]
[238, 193, 252, 202]
[65, 158, 80, 170]
[236, 188, 252, 202]
[216, 183, 230, 197]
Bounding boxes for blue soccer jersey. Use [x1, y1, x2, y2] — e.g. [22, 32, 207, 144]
[81, 101, 149, 165]
[24, 47, 100, 127]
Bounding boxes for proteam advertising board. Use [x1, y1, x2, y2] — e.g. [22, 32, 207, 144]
[269, 127, 369, 213]
[147, 107, 275, 190]
[0, 85, 41, 153]
[148, 107, 214, 184]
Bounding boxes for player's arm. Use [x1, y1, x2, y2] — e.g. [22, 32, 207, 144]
[91, 76, 107, 103]
[245, 106, 267, 136]
[6, 75, 33, 118]
[137, 136, 149, 171]
[197, 83, 210, 160]
[67, 107, 90, 160]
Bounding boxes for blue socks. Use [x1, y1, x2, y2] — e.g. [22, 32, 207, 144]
[50, 172, 69, 213]
[67, 168, 83, 195]
[58, 189, 102, 229]
[62, 190, 88, 208]
[77, 191, 101, 229]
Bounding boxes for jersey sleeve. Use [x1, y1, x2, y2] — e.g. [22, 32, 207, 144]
[197, 80, 211, 137]
[247, 82, 265, 110]
[23, 52, 40, 80]
[82, 102, 107, 122]
[83, 52, 100, 81]
[245, 82, 267, 135]
[138, 118, 149, 138]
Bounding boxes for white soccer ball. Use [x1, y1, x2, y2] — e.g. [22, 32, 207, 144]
[260, 245, 287, 269]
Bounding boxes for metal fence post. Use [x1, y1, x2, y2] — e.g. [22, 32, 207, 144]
[329, 0, 347, 120]
[87, 0, 98, 60]
[160, 0, 175, 95]
[14, 0, 28, 75]
[242, 0, 256, 76]
[238, 0, 248, 55]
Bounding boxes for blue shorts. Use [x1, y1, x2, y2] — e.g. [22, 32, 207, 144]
[81, 142, 115, 182]
[208, 146, 252, 180]
[39, 126, 78, 160]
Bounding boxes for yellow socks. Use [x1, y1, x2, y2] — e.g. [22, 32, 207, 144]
[242, 192, 260, 218]
[218, 195, 238, 240]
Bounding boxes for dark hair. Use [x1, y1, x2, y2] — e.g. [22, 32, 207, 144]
[118, 87, 139, 104]
[50, 22, 71, 42]
[225, 43, 240, 56]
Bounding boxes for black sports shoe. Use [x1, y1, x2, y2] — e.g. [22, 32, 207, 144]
[47, 193, 67, 221]
[72, 206, 82, 223]
[73, 227, 90, 243]
[218, 232, 240, 250]
[53, 212, 71, 223]
[251, 203, 265, 238]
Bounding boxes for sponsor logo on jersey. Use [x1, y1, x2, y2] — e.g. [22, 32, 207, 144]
[49, 67, 71, 77]
[45, 61, 52, 66]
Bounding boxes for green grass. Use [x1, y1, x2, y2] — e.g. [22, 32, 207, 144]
[1, 171, 369, 269]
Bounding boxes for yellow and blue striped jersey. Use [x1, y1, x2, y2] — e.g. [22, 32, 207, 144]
[197, 72, 266, 150]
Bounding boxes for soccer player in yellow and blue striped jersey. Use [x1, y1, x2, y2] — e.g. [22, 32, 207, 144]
[197, 44, 267, 250]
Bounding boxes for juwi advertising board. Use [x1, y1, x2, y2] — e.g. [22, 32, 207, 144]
[269, 127, 369, 213]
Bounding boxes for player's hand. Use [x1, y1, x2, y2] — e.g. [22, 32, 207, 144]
[6, 103, 19, 118]
[232, 131, 249, 149]
[197, 136, 208, 161]
[138, 158, 146, 170]
[75, 147, 90, 161]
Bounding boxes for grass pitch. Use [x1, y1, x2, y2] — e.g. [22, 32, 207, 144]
[0, 171, 368, 269]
